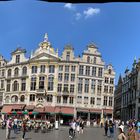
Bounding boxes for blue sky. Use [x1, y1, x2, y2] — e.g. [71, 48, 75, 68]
[0, 1, 140, 84]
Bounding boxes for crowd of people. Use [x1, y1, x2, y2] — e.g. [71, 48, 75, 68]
[0, 116, 54, 140]
[103, 119, 140, 140]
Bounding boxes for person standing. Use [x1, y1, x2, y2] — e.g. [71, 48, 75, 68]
[127, 125, 137, 140]
[80, 120, 84, 134]
[22, 119, 27, 140]
[6, 118, 12, 140]
[117, 127, 127, 140]
[104, 120, 108, 136]
[109, 120, 114, 139]
[13, 117, 18, 134]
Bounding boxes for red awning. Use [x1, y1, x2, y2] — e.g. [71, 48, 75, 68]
[34, 107, 45, 113]
[45, 106, 55, 113]
[90, 109, 101, 113]
[12, 104, 25, 110]
[1, 106, 12, 113]
[77, 108, 89, 113]
[55, 107, 74, 115]
[104, 109, 113, 114]
[25, 105, 35, 110]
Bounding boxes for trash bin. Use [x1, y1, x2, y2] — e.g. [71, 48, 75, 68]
[55, 121, 58, 130]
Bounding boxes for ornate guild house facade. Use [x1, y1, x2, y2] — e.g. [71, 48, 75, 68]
[0, 33, 115, 120]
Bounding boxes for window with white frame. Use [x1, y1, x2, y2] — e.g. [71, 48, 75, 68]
[96, 98, 101, 106]
[84, 79, 89, 93]
[92, 67, 96, 76]
[22, 66, 27, 76]
[49, 65, 55, 73]
[39, 76, 45, 89]
[16, 55, 20, 64]
[69, 97, 74, 104]
[64, 73, 69, 82]
[48, 76, 54, 91]
[70, 84, 74, 93]
[59, 65, 63, 71]
[40, 65, 45, 73]
[77, 96, 82, 104]
[21, 78, 26, 91]
[91, 79, 96, 94]
[57, 84, 62, 92]
[84, 97, 88, 104]
[71, 66, 76, 72]
[103, 96, 108, 106]
[65, 65, 69, 72]
[30, 77, 36, 91]
[85, 66, 90, 76]
[71, 74, 75, 82]
[7, 80, 11, 92]
[109, 97, 113, 106]
[78, 78, 83, 93]
[90, 97, 95, 105]
[32, 66, 37, 74]
[98, 67, 103, 77]
[58, 73, 63, 81]
[57, 96, 61, 103]
[79, 65, 84, 75]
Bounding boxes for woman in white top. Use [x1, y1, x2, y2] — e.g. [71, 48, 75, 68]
[118, 128, 127, 140]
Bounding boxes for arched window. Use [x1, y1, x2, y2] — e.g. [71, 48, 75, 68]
[7, 69, 12, 77]
[108, 69, 112, 74]
[14, 67, 19, 76]
[13, 81, 19, 91]
[87, 56, 90, 63]
[11, 95, 18, 103]
[93, 57, 96, 64]
[5, 96, 10, 103]
[22, 66, 27, 76]
[20, 95, 25, 102]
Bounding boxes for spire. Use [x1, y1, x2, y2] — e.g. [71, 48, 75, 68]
[44, 33, 48, 42]
[133, 56, 137, 68]
[118, 74, 122, 85]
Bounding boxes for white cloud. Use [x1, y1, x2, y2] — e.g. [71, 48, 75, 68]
[75, 13, 82, 20]
[83, 7, 100, 18]
[64, 3, 75, 10]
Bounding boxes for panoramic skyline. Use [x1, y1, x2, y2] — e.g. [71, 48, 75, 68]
[0, 1, 140, 84]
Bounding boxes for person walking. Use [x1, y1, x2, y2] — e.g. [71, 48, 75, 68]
[109, 120, 114, 139]
[127, 125, 137, 140]
[22, 119, 27, 140]
[6, 118, 12, 140]
[104, 120, 108, 136]
[80, 120, 84, 134]
[117, 127, 127, 140]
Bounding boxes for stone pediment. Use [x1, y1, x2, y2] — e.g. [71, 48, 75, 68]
[29, 52, 60, 62]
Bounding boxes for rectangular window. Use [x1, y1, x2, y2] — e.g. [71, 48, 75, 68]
[69, 97, 74, 104]
[57, 96, 61, 103]
[105, 77, 109, 83]
[84, 97, 88, 104]
[58, 73, 63, 82]
[1, 80, 4, 89]
[92, 67, 96, 76]
[71, 74, 75, 82]
[84, 79, 89, 93]
[57, 84, 62, 92]
[63, 84, 69, 92]
[110, 78, 114, 84]
[32, 66, 37, 74]
[63, 96, 68, 104]
[47, 95, 53, 102]
[48, 76, 54, 91]
[7, 80, 11, 92]
[109, 97, 113, 106]
[97, 80, 102, 94]
[103, 96, 108, 106]
[40, 65, 45, 73]
[109, 86, 114, 93]
[30, 94, 35, 102]
[64, 73, 69, 82]
[78, 78, 83, 93]
[79, 65, 84, 75]
[30, 77, 36, 91]
[70, 84, 74, 93]
[21, 78, 26, 91]
[2, 69, 5, 77]
[65, 65, 69, 72]
[104, 86, 108, 93]
[39, 76, 45, 89]
[85, 66, 90, 76]
[98, 68, 103, 77]
[90, 97, 95, 105]
[49, 65, 55, 73]
[91, 79, 96, 94]
[59, 65, 63, 71]
[16, 55, 20, 63]
[77, 96, 82, 104]
[97, 98, 101, 106]
[66, 51, 70, 61]
[71, 66, 76, 72]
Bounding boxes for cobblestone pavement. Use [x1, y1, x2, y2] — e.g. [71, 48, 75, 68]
[0, 126, 119, 140]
